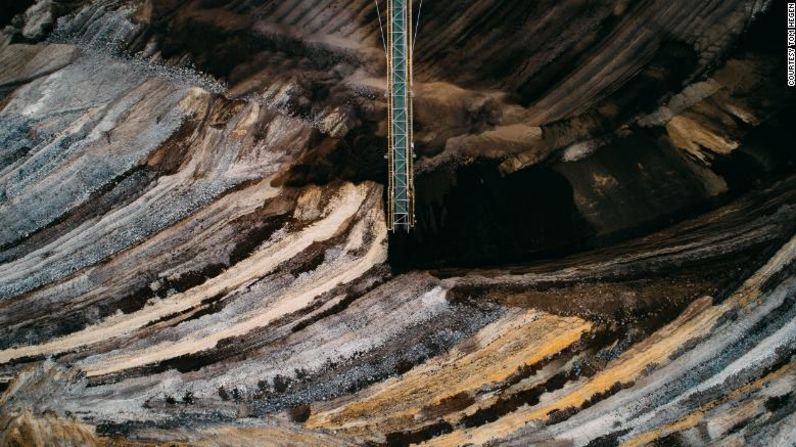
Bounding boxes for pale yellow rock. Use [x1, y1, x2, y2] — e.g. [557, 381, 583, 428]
[666, 115, 738, 163]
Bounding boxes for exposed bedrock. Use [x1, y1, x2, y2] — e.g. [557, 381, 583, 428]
[0, 1, 795, 446]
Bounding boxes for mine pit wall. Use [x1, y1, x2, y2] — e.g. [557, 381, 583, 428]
[7, 0, 788, 270]
[0, 1, 794, 447]
[390, 0, 795, 268]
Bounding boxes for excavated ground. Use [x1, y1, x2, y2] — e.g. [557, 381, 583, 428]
[0, 1, 795, 446]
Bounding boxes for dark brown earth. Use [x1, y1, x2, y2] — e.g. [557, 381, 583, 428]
[0, 1, 795, 446]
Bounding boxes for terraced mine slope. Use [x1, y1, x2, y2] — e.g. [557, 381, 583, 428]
[0, 1, 795, 446]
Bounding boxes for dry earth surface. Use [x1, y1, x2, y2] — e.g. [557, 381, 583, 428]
[0, 0, 795, 446]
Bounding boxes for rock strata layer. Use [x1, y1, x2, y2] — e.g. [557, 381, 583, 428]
[0, 1, 794, 446]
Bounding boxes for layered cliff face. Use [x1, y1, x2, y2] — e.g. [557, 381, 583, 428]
[1, 1, 795, 446]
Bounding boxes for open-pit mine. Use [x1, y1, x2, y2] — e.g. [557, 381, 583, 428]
[0, 0, 795, 446]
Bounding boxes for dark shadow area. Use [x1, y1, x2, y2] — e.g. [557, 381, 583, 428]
[389, 2, 795, 271]
[390, 113, 795, 270]
[278, 122, 388, 187]
[0, 0, 34, 28]
[389, 161, 595, 269]
[712, 105, 796, 193]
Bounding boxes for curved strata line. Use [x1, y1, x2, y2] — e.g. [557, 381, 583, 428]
[0, 174, 282, 336]
[424, 299, 721, 446]
[0, 183, 375, 365]
[0, 85, 208, 298]
[0, 72, 190, 248]
[80, 192, 388, 376]
[423, 235, 796, 446]
[307, 309, 591, 433]
[618, 334, 796, 447]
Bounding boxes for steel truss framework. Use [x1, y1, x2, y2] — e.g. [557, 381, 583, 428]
[387, 0, 415, 232]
